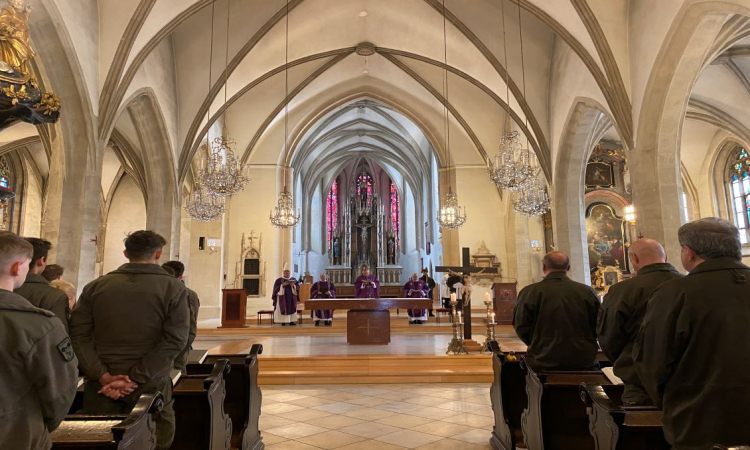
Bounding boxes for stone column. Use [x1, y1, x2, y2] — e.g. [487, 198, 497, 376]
[438, 166, 459, 266]
[274, 166, 294, 274]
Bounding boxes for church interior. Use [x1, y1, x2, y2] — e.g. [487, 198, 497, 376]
[3, 0, 750, 449]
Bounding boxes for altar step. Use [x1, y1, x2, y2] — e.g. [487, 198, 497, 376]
[257, 354, 493, 385]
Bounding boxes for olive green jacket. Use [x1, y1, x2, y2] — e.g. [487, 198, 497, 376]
[174, 287, 200, 372]
[70, 263, 189, 385]
[634, 257, 750, 450]
[0, 291, 78, 450]
[513, 272, 600, 370]
[598, 263, 683, 392]
[15, 272, 70, 332]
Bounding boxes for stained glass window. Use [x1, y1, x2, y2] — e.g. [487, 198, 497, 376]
[390, 181, 400, 250]
[728, 148, 750, 244]
[326, 180, 338, 247]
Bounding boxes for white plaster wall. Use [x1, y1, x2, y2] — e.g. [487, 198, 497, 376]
[102, 175, 146, 274]
[187, 218, 223, 319]
[22, 169, 43, 237]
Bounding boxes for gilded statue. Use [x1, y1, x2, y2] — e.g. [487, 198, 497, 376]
[0, 0, 34, 81]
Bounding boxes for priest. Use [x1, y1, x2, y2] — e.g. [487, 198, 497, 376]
[354, 265, 380, 298]
[404, 272, 428, 324]
[271, 266, 299, 326]
[311, 273, 336, 327]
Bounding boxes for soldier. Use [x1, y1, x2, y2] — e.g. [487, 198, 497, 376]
[513, 251, 600, 370]
[70, 230, 189, 450]
[635, 218, 750, 449]
[162, 260, 200, 373]
[0, 231, 78, 450]
[14, 238, 70, 330]
[597, 238, 683, 405]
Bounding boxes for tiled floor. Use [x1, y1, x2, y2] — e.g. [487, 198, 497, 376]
[260, 383, 493, 449]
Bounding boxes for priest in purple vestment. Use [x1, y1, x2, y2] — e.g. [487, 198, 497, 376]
[354, 266, 380, 298]
[271, 268, 299, 326]
[404, 272, 429, 324]
[311, 273, 336, 327]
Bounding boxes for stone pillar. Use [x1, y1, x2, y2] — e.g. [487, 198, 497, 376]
[274, 166, 294, 275]
[438, 166, 459, 266]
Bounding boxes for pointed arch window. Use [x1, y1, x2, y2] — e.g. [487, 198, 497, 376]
[390, 181, 400, 250]
[326, 179, 338, 247]
[728, 148, 750, 244]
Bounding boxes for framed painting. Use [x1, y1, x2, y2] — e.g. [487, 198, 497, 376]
[585, 161, 615, 188]
[586, 203, 628, 272]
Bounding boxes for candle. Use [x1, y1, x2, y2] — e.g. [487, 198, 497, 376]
[485, 292, 490, 302]
[450, 293, 456, 303]
[491, 313, 496, 324]
[458, 311, 462, 323]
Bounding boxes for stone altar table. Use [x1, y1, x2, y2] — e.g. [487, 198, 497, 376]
[305, 298, 433, 345]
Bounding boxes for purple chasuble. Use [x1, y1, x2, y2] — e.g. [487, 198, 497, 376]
[404, 279, 428, 318]
[354, 275, 380, 298]
[311, 280, 336, 320]
[272, 277, 299, 315]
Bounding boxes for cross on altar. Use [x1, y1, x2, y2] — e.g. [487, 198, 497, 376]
[435, 248, 495, 342]
[357, 320, 377, 336]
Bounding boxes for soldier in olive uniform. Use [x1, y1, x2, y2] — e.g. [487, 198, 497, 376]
[163, 260, 200, 374]
[70, 230, 189, 450]
[14, 237, 70, 331]
[0, 231, 78, 450]
[513, 251, 600, 370]
[635, 218, 750, 450]
[598, 239, 683, 405]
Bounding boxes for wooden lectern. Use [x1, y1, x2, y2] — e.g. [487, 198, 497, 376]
[220, 288, 248, 328]
[492, 282, 518, 325]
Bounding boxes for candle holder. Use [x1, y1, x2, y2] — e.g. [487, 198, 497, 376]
[446, 295, 468, 355]
[480, 294, 498, 353]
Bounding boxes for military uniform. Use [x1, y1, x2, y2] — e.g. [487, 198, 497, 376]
[513, 272, 600, 370]
[0, 290, 78, 450]
[634, 257, 750, 450]
[70, 263, 189, 450]
[174, 287, 200, 373]
[597, 263, 683, 404]
[15, 272, 70, 331]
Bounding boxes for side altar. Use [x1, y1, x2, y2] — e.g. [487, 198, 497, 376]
[305, 298, 432, 345]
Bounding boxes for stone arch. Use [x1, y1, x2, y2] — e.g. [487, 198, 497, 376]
[101, 173, 147, 275]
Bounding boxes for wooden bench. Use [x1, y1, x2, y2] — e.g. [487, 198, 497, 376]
[489, 343, 528, 450]
[51, 392, 163, 449]
[172, 360, 233, 450]
[521, 355, 611, 450]
[256, 310, 273, 325]
[579, 382, 668, 450]
[187, 344, 264, 450]
[434, 307, 452, 324]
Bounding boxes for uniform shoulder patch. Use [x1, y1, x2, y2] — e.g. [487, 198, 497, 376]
[57, 337, 75, 362]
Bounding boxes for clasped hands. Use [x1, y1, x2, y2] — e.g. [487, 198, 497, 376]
[98, 372, 138, 400]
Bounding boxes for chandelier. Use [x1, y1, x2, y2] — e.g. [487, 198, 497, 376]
[270, 1, 300, 229]
[269, 189, 300, 228]
[185, 183, 225, 222]
[512, 177, 550, 217]
[438, 188, 467, 229]
[201, 136, 248, 197]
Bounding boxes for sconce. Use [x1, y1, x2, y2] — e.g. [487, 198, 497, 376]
[624, 205, 636, 224]
[530, 240, 542, 252]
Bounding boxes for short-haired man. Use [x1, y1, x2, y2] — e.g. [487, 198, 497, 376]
[598, 239, 683, 405]
[15, 238, 70, 331]
[513, 251, 600, 370]
[70, 230, 189, 450]
[0, 232, 78, 449]
[635, 218, 750, 449]
[419, 268, 436, 317]
[162, 260, 200, 373]
[41, 263, 64, 282]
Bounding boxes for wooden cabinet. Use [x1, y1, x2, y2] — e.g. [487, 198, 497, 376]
[492, 282, 517, 325]
[220, 288, 248, 328]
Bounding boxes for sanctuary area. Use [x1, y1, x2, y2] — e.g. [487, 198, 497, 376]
[1, 0, 750, 449]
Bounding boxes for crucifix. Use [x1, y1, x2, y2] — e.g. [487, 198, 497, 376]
[436, 247, 497, 341]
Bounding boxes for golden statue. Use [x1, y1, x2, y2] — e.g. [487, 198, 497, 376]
[0, 0, 34, 82]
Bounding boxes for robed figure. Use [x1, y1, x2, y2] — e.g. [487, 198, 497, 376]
[354, 266, 380, 298]
[404, 273, 428, 324]
[272, 268, 299, 326]
[311, 273, 336, 327]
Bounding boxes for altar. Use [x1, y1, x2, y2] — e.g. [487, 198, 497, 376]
[304, 298, 432, 345]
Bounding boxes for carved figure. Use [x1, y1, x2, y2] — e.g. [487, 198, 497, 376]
[0, 0, 34, 78]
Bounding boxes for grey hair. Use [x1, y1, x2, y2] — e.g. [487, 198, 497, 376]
[678, 217, 742, 260]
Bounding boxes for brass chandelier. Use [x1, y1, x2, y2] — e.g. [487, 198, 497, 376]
[436, 0, 466, 230]
[270, 0, 300, 229]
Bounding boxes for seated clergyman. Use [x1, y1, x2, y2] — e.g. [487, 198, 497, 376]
[513, 251, 600, 370]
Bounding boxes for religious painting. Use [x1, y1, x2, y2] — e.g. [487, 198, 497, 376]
[585, 161, 615, 188]
[585, 203, 628, 272]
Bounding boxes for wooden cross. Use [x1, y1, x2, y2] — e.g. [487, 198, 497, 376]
[357, 320, 377, 336]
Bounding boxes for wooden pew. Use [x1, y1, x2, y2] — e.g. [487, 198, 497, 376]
[712, 446, 750, 449]
[187, 344, 264, 450]
[489, 343, 527, 450]
[172, 359, 233, 450]
[521, 355, 611, 450]
[51, 392, 163, 449]
[579, 382, 668, 450]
